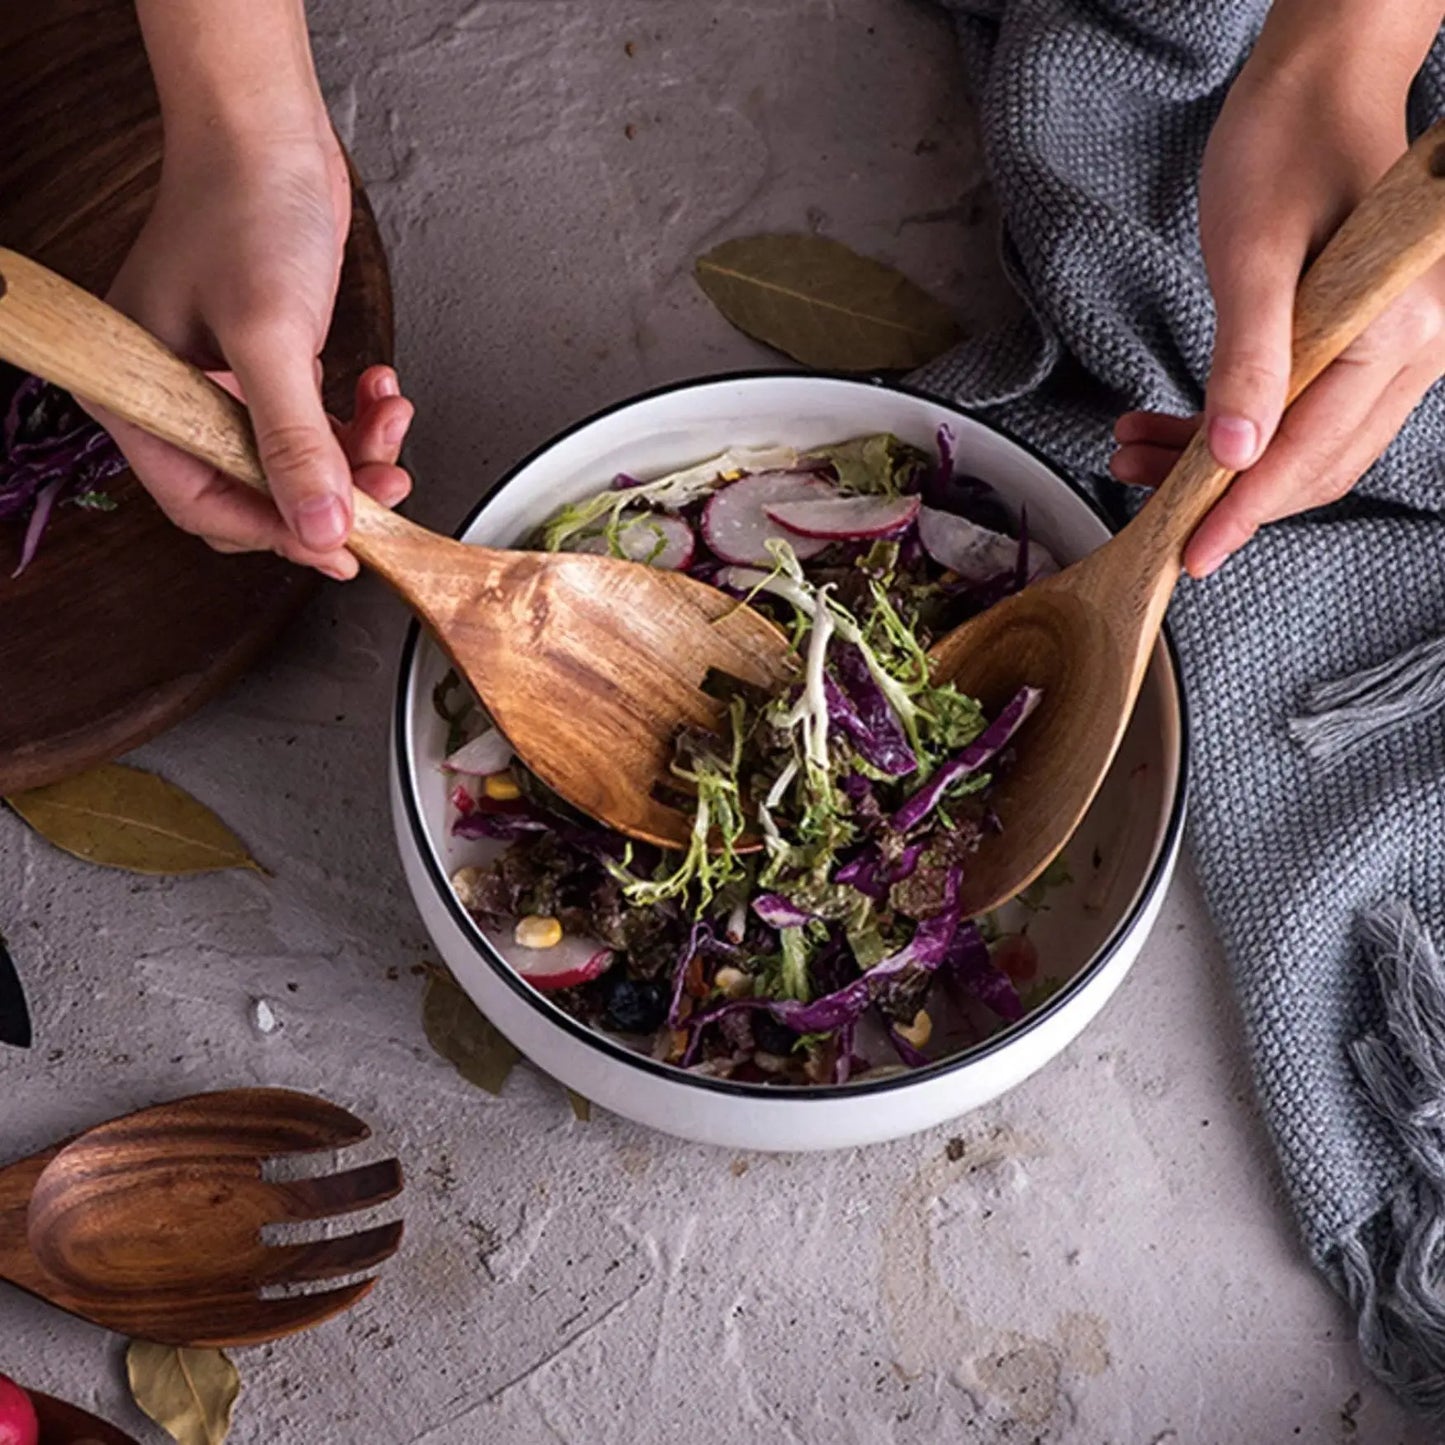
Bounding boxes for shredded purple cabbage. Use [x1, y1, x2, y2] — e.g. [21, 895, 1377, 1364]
[452, 809, 551, 842]
[890, 686, 1043, 834]
[2, 373, 127, 576]
[752, 893, 816, 929]
[769, 867, 963, 1035]
[667, 920, 710, 1029]
[887, 1026, 931, 1069]
[925, 424, 1014, 535]
[945, 920, 1025, 1022]
[835, 840, 924, 901]
[829, 644, 917, 777]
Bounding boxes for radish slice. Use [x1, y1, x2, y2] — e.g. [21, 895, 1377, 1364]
[716, 566, 772, 594]
[443, 728, 515, 776]
[764, 493, 920, 541]
[516, 937, 615, 992]
[701, 471, 836, 565]
[917, 505, 1057, 585]
[574, 511, 694, 570]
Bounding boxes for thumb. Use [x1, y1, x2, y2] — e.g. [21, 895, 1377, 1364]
[1203, 235, 1304, 471]
[227, 325, 353, 553]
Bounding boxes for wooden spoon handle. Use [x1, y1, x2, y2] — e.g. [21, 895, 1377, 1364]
[0, 247, 425, 575]
[0, 1147, 60, 1292]
[1119, 116, 1445, 591]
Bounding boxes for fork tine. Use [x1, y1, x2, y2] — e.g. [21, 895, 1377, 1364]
[266, 1159, 403, 1221]
[169, 1279, 380, 1349]
[258, 1220, 404, 1286]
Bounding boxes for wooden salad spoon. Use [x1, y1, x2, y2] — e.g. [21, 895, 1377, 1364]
[0, 247, 794, 849]
[0, 1089, 403, 1348]
[929, 118, 1445, 918]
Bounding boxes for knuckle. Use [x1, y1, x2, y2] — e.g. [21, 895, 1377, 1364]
[1349, 297, 1444, 361]
[1398, 297, 1443, 351]
[1213, 350, 1287, 398]
[1302, 471, 1351, 508]
[255, 423, 333, 485]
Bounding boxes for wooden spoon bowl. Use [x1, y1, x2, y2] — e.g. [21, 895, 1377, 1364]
[930, 117, 1445, 918]
[0, 1089, 404, 1347]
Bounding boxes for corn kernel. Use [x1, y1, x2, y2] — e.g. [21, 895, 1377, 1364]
[895, 1009, 932, 1050]
[514, 914, 563, 949]
[713, 966, 753, 999]
[451, 866, 487, 911]
[720, 468, 744, 481]
[484, 770, 522, 801]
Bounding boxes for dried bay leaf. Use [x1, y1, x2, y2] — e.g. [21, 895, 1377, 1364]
[695, 234, 962, 371]
[4, 763, 261, 876]
[126, 1341, 240, 1445]
[566, 1089, 592, 1122]
[422, 969, 521, 1095]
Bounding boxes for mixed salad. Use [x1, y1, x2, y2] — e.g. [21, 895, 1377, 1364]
[0, 369, 126, 577]
[441, 428, 1065, 1085]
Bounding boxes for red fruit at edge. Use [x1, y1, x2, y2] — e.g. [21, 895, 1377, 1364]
[0, 1376, 39, 1445]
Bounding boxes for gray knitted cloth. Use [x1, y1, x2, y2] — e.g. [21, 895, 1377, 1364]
[914, 0, 1445, 1412]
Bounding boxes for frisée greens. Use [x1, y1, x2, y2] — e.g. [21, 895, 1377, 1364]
[444, 429, 1061, 1085]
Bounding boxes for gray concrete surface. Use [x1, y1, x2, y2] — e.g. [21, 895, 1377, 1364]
[1, 2, 1436, 1440]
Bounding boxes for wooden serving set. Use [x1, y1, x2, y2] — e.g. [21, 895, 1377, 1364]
[1, 1089, 403, 1442]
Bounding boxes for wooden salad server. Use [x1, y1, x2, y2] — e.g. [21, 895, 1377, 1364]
[0, 248, 795, 849]
[0, 1089, 403, 1348]
[929, 117, 1445, 917]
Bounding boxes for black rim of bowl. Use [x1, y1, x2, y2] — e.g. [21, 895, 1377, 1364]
[394, 371, 1192, 1101]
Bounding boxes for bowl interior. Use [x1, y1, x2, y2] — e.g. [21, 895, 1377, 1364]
[399, 375, 1184, 1079]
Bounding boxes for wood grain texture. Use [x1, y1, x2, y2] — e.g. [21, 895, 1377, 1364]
[930, 117, 1445, 917]
[0, 1089, 404, 1348]
[0, 251, 799, 848]
[0, 0, 393, 793]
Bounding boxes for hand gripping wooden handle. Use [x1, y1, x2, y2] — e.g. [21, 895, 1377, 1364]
[1115, 117, 1445, 587]
[0, 247, 421, 572]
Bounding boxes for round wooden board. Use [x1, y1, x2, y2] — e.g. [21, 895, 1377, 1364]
[0, 0, 394, 793]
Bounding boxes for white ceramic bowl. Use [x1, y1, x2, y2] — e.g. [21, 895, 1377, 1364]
[391, 374, 1187, 1150]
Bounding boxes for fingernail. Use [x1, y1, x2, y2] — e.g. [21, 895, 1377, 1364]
[375, 369, 400, 398]
[1207, 415, 1259, 470]
[384, 414, 410, 446]
[296, 495, 348, 550]
[320, 563, 353, 582]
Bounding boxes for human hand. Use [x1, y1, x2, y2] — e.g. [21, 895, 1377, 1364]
[1109, 3, 1445, 578]
[100, 123, 411, 578]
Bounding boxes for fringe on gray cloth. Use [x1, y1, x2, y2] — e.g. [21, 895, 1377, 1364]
[916, 0, 1445, 1413]
[1291, 635, 1445, 764]
[1343, 904, 1445, 1413]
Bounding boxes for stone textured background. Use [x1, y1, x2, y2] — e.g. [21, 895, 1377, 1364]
[0, 2, 1434, 1440]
